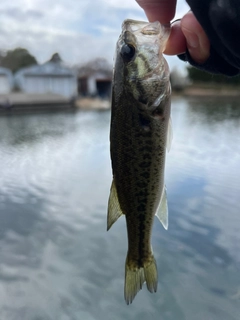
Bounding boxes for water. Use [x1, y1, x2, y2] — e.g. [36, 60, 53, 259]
[0, 98, 239, 320]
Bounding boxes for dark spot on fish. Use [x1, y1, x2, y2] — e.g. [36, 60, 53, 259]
[138, 96, 148, 105]
[137, 203, 146, 211]
[139, 146, 152, 153]
[139, 114, 151, 132]
[138, 198, 147, 205]
[138, 215, 145, 221]
[137, 181, 147, 188]
[140, 172, 150, 179]
[135, 190, 149, 197]
[145, 140, 152, 145]
[142, 153, 151, 160]
[139, 161, 151, 168]
[144, 146, 153, 152]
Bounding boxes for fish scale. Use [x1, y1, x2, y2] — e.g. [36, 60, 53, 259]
[107, 19, 172, 304]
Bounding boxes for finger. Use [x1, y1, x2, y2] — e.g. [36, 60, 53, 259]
[164, 21, 187, 55]
[181, 11, 210, 64]
[136, 0, 177, 24]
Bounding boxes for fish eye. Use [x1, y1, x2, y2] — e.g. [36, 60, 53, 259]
[120, 44, 135, 62]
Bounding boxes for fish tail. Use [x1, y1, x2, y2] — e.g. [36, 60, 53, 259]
[124, 253, 158, 304]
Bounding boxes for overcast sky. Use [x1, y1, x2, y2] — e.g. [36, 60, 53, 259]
[0, 0, 190, 69]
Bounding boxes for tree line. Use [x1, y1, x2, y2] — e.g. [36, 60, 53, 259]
[0, 48, 62, 74]
[0, 48, 37, 73]
[187, 66, 240, 85]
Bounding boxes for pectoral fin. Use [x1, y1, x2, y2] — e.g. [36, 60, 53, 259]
[107, 179, 123, 231]
[155, 187, 168, 230]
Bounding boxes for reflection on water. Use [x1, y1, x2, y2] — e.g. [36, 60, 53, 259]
[0, 100, 239, 320]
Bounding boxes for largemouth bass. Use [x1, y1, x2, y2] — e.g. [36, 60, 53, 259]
[107, 19, 172, 304]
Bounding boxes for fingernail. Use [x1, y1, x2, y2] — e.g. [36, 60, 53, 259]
[171, 19, 181, 26]
[183, 28, 199, 48]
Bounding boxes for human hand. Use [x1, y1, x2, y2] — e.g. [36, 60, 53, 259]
[136, 0, 210, 64]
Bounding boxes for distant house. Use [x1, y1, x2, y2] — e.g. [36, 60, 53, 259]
[170, 68, 189, 91]
[15, 55, 77, 99]
[0, 67, 13, 94]
[78, 58, 112, 98]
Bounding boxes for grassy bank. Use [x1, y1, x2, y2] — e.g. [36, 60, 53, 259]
[173, 82, 240, 98]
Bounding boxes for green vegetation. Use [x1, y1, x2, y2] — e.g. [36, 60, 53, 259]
[187, 66, 240, 85]
[0, 48, 37, 73]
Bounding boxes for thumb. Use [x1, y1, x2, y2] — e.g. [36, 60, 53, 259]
[136, 0, 177, 24]
[181, 11, 210, 64]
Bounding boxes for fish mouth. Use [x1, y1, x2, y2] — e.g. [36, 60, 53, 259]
[121, 19, 171, 52]
[122, 19, 161, 34]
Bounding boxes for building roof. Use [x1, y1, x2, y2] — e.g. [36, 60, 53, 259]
[15, 62, 76, 77]
[78, 58, 112, 78]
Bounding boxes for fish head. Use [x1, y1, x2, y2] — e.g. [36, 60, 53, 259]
[113, 19, 171, 110]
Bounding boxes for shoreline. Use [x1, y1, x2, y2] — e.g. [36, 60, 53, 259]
[0, 93, 74, 112]
[75, 97, 110, 110]
[173, 84, 240, 99]
[0, 85, 239, 113]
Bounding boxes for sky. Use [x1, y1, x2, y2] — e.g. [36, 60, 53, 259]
[0, 0, 190, 69]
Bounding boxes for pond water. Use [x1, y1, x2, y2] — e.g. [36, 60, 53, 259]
[0, 98, 239, 320]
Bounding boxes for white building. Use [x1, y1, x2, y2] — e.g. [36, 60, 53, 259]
[78, 58, 112, 98]
[0, 67, 13, 94]
[15, 61, 77, 99]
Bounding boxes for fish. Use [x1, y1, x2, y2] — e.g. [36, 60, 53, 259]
[107, 19, 172, 304]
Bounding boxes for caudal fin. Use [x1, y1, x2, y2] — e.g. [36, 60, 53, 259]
[124, 254, 158, 304]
